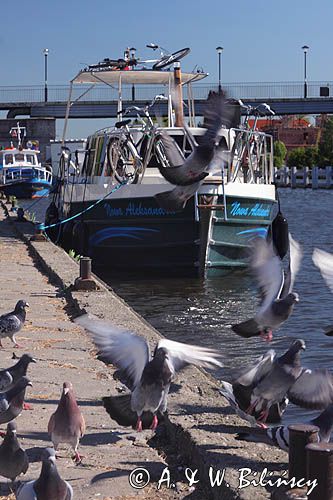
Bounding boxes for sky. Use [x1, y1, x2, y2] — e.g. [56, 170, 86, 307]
[1, 0, 333, 137]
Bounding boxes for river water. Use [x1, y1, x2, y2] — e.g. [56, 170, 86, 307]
[105, 189, 333, 424]
[22, 189, 333, 423]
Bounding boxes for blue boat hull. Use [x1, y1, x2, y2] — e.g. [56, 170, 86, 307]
[1, 180, 51, 199]
[52, 194, 277, 277]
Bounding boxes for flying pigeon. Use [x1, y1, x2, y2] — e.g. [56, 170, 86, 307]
[219, 379, 288, 428]
[312, 248, 333, 336]
[232, 234, 302, 341]
[224, 340, 306, 424]
[155, 92, 236, 186]
[75, 314, 223, 432]
[235, 403, 333, 451]
[0, 421, 29, 482]
[48, 382, 85, 463]
[16, 447, 73, 500]
[0, 300, 29, 348]
[155, 179, 203, 212]
[0, 376, 32, 425]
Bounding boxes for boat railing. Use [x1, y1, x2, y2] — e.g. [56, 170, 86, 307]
[1, 165, 53, 185]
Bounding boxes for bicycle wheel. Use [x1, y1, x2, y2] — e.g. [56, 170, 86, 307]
[106, 137, 142, 184]
[152, 47, 190, 70]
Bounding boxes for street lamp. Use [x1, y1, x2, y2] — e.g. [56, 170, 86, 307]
[130, 47, 136, 101]
[43, 48, 49, 102]
[216, 46, 223, 93]
[301, 45, 309, 98]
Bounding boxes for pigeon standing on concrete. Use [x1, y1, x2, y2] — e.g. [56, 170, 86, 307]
[0, 376, 32, 425]
[48, 382, 85, 463]
[0, 421, 28, 482]
[232, 234, 302, 341]
[235, 403, 333, 451]
[16, 447, 73, 500]
[0, 353, 36, 392]
[76, 314, 223, 431]
[312, 248, 333, 335]
[0, 300, 29, 348]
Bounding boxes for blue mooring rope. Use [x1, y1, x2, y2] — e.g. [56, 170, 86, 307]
[39, 181, 127, 231]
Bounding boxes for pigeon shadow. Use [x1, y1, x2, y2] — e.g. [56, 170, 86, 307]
[81, 431, 121, 446]
[20, 430, 50, 442]
[91, 468, 129, 484]
[26, 397, 103, 407]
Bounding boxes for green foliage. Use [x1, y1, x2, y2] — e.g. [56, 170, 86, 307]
[68, 249, 81, 262]
[318, 117, 333, 166]
[287, 146, 318, 168]
[274, 140, 287, 168]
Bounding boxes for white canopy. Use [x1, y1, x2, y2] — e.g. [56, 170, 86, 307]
[72, 69, 208, 85]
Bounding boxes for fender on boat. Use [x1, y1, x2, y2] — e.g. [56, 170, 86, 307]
[272, 211, 289, 260]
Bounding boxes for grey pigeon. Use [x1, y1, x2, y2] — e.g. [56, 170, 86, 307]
[0, 353, 36, 392]
[232, 234, 301, 341]
[0, 300, 29, 348]
[16, 447, 73, 500]
[48, 382, 85, 463]
[155, 92, 236, 186]
[225, 340, 306, 424]
[76, 314, 223, 431]
[235, 404, 333, 450]
[155, 179, 203, 212]
[0, 421, 28, 482]
[312, 248, 333, 336]
[219, 378, 288, 428]
[0, 376, 32, 425]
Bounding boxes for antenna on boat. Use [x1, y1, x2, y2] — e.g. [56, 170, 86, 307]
[9, 122, 26, 148]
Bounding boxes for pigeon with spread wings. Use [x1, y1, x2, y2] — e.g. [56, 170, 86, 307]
[312, 248, 333, 336]
[232, 234, 301, 341]
[76, 315, 223, 431]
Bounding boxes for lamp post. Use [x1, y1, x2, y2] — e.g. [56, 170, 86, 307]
[301, 45, 309, 99]
[43, 48, 49, 102]
[216, 46, 223, 93]
[130, 47, 136, 101]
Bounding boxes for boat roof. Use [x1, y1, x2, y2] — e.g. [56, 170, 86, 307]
[72, 69, 208, 85]
[1, 148, 40, 154]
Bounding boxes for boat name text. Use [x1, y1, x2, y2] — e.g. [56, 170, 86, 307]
[104, 202, 175, 217]
[229, 201, 270, 218]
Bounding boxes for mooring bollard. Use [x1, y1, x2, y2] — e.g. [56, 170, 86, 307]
[74, 257, 97, 291]
[30, 224, 46, 242]
[16, 207, 26, 222]
[306, 442, 333, 500]
[288, 424, 319, 482]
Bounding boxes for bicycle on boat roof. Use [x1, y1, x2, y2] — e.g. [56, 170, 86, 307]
[86, 44, 190, 72]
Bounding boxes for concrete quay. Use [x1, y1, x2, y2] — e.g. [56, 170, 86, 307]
[0, 203, 287, 499]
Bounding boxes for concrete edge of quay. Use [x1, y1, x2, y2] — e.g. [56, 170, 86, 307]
[2, 203, 287, 500]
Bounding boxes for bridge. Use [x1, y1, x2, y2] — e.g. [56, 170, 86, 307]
[1, 81, 333, 119]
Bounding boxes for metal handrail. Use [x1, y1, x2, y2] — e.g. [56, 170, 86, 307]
[0, 81, 332, 103]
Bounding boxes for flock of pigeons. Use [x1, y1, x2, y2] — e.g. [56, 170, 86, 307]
[0, 236, 332, 497]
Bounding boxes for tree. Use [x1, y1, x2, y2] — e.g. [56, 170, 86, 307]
[318, 116, 333, 166]
[287, 146, 318, 168]
[274, 140, 287, 168]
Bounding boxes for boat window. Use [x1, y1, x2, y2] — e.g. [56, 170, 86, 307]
[82, 136, 96, 177]
[15, 153, 25, 162]
[26, 154, 36, 165]
[93, 136, 105, 176]
[4, 154, 13, 165]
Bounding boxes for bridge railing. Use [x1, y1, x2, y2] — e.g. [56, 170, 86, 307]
[0, 81, 332, 104]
